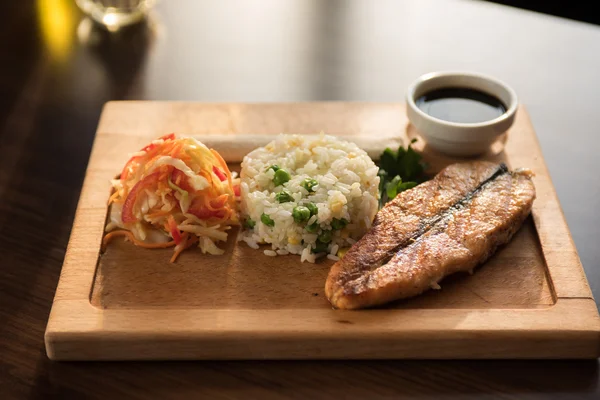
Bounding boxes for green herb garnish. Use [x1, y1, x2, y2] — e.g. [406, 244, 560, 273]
[244, 218, 256, 229]
[385, 176, 417, 201]
[378, 139, 427, 206]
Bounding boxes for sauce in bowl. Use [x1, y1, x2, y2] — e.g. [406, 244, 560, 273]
[406, 71, 518, 156]
[415, 87, 507, 124]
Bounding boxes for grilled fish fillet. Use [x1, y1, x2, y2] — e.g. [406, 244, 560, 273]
[325, 161, 536, 310]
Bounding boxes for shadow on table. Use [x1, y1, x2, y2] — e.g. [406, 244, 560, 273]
[76, 15, 156, 99]
[31, 358, 599, 399]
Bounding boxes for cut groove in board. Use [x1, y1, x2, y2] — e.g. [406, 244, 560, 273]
[46, 102, 600, 360]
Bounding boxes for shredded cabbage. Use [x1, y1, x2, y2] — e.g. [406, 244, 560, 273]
[104, 134, 240, 262]
[148, 156, 209, 191]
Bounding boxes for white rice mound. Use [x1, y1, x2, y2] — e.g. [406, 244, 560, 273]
[239, 133, 380, 263]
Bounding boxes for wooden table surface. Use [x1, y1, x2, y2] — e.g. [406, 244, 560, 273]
[2, 0, 600, 398]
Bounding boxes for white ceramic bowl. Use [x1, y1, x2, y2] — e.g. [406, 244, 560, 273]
[406, 71, 518, 157]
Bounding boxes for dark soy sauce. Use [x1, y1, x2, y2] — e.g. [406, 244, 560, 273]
[415, 88, 507, 124]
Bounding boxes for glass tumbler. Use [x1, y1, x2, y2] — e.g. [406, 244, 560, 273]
[76, 0, 156, 31]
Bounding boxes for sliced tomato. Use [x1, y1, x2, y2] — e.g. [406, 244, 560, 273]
[233, 184, 240, 197]
[212, 165, 227, 182]
[121, 172, 160, 223]
[167, 215, 182, 244]
[121, 133, 176, 180]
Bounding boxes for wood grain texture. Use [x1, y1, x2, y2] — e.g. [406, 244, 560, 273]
[45, 101, 600, 360]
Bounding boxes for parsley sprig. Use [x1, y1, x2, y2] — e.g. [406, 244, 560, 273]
[378, 139, 427, 207]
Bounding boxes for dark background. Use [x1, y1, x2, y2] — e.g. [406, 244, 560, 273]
[487, 1, 600, 25]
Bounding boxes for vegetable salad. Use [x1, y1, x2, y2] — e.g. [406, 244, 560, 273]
[104, 133, 239, 262]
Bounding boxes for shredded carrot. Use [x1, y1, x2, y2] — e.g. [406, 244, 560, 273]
[157, 164, 171, 182]
[169, 143, 183, 159]
[178, 153, 192, 165]
[146, 208, 172, 219]
[170, 233, 198, 263]
[204, 194, 229, 211]
[162, 140, 176, 155]
[199, 168, 213, 186]
[102, 230, 176, 251]
[209, 208, 231, 225]
[218, 209, 232, 224]
[157, 180, 168, 193]
[169, 235, 185, 262]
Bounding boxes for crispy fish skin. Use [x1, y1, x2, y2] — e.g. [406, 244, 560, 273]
[325, 161, 502, 300]
[325, 162, 536, 310]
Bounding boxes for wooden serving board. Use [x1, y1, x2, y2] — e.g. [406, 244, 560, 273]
[45, 102, 600, 360]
